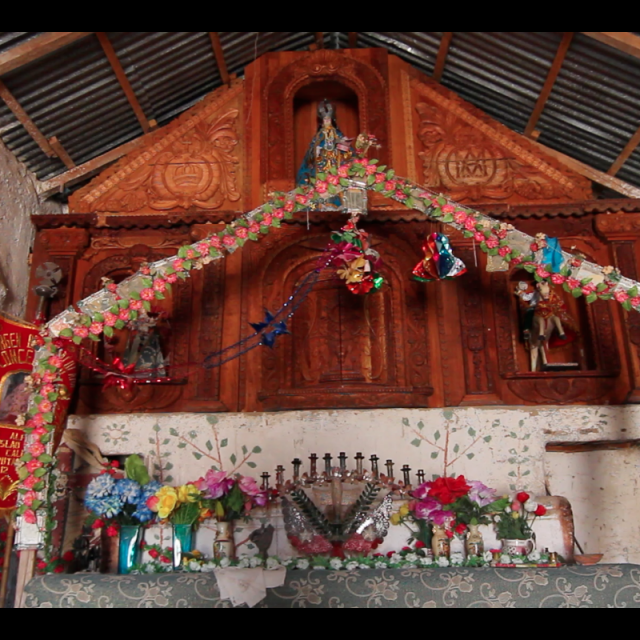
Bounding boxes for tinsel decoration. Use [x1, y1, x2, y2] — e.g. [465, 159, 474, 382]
[329, 221, 384, 295]
[413, 233, 467, 283]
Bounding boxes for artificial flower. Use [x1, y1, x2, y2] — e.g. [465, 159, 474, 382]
[177, 484, 200, 504]
[198, 470, 234, 501]
[427, 476, 471, 505]
[516, 492, 531, 505]
[151, 487, 179, 520]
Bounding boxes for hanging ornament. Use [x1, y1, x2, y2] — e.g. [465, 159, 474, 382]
[413, 233, 467, 283]
[329, 220, 385, 295]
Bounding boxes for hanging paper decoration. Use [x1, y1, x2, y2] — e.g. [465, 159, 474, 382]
[329, 221, 384, 295]
[413, 233, 467, 283]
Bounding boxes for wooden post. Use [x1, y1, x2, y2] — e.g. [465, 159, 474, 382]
[433, 32, 453, 82]
[209, 32, 230, 85]
[525, 32, 574, 138]
[0, 521, 14, 609]
[13, 549, 36, 609]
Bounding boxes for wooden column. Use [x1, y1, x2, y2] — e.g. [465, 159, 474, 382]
[596, 213, 640, 403]
[14, 549, 36, 609]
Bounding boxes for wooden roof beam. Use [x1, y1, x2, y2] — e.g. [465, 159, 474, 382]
[0, 32, 94, 77]
[97, 32, 152, 134]
[531, 138, 640, 199]
[349, 32, 358, 48]
[581, 32, 640, 60]
[433, 32, 453, 83]
[609, 124, 640, 176]
[525, 32, 574, 138]
[36, 136, 147, 198]
[315, 32, 325, 49]
[209, 32, 230, 85]
[0, 80, 75, 168]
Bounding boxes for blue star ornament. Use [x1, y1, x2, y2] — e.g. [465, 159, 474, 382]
[263, 322, 290, 349]
[250, 310, 276, 333]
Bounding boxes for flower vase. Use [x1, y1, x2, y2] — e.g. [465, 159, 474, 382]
[172, 525, 194, 570]
[502, 539, 535, 558]
[118, 526, 142, 575]
[214, 521, 236, 562]
[432, 525, 451, 559]
[466, 525, 485, 558]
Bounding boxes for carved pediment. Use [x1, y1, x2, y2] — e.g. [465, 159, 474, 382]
[70, 84, 244, 215]
[410, 77, 593, 205]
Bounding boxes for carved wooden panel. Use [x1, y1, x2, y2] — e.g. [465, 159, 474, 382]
[410, 77, 593, 205]
[69, 85, 245, 215]
[241, 223, 433, 411]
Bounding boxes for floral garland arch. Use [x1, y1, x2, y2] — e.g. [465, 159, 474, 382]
[13, 154, 640, 548]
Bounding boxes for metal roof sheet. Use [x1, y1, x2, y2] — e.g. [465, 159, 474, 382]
[1, 32, 639, 194]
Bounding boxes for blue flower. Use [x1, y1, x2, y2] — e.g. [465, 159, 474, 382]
[141, 482, 163, 500]
[134, 507, 154, 524]
[85, 495, 123, 519]
[86, 474, 116, 500]
[115, 479, 142, 505]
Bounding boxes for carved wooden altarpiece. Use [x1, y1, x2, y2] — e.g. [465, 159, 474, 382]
[26, 49, 640, 413]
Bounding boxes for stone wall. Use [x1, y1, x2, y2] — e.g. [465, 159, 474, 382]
[0, 142, 61, 318]
[69, 405, 640, 564]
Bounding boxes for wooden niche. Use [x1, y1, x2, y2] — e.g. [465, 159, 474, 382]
[242, 222, 434, 411]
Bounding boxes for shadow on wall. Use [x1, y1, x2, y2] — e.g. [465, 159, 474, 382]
[546, 448, 640, 564]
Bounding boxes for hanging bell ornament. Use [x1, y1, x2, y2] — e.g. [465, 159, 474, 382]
[413, 233, 467, 282]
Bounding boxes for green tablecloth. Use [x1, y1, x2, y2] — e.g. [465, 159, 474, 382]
[23, 566, 640, 609]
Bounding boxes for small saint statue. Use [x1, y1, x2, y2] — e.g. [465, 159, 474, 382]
[297, 100, 353, 193]
[515, 281, 578, 372]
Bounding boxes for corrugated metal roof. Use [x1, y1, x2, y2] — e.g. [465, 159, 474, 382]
[1, 32, 640, 194]
[0, 32, 44, 53]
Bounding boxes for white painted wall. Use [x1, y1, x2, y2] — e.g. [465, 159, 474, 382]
[0, 141, 61, 318]
[68, 405, 640, 564]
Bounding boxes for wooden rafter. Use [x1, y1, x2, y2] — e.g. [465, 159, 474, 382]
[609, 124, 640, 176]
[0, 79, 75, 168]
[48, 136, 76, 169]
[531, 139, 640, 199]
[581, 32, 640, 60]
[315, 32, 325, 49]
[525, 32, 574, 138]
[0, 80, 55, 157]
[0, 32, 94, 77]
[36, 137, 146, 198]
[349, 32, 358, 48]
[96, 32, 151, 134]
[433, 32, 453, 82]
[209, 32, 230, 85]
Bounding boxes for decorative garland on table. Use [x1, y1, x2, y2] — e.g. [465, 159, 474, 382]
[13, 156, 640, 545]
[131, 548, 560, 576]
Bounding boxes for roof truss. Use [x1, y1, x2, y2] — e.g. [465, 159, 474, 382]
[0, 32, 94, 76]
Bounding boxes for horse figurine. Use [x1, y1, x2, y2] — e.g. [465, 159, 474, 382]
[515, 281, 577, 372]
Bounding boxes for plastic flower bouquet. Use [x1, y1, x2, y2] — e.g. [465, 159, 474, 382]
[147, 484, 204, 526]
[85, 455, 161, 531]
[394, 477, 509, 542]
[197, 471, 267, 523]
[495, 492, 547, 541]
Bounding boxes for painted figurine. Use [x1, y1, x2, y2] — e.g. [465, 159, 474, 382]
[515, 281, 577, 372]
[297, 100, 353, 207]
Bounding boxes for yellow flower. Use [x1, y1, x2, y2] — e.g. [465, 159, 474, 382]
[512, 512, 520, 521]
[391, 513, 402, 527]
[156, 487, 179, 520]
[399, 505, 410, 518]
[177, 484, 200, 504]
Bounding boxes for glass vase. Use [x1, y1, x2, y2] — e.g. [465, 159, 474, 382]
[432, 525, 451, 559]
[214, 521, 236, 562]
[172, 525, 194, 570]
[466, 524, 485, 558]
[118, 526, 142, 575]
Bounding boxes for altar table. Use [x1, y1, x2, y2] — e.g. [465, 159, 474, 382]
[22, 566, 640, 609]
